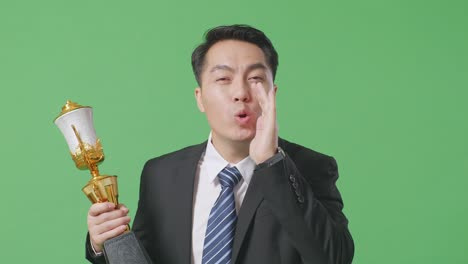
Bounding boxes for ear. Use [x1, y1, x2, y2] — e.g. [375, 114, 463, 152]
[274, 84, 278, 94]
[194, 87, 205, 112]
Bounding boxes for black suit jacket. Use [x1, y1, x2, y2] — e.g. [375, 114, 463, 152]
[86, 138, 354, 264]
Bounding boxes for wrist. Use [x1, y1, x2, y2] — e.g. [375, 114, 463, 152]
[90, 240, 103, 256]
[255, 147, 285, 169]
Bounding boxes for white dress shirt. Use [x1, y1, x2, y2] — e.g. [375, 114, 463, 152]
[191, 133, 256, 264]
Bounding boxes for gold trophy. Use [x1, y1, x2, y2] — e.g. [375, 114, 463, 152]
[54, 100, 152, 264]
[54, 100, 119, 205]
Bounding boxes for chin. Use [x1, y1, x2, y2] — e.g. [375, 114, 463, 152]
[233, 129, 256, 142]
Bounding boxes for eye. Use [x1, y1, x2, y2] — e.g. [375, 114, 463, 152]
[248, 76, 264, 81]
[216, 77, 231, 83]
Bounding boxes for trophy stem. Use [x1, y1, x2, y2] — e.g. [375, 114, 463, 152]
[71, 124, 120, 206]
[89, 164, 100, 178]
[72, 125, 101, 177]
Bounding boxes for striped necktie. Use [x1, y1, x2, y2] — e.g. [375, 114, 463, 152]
[202, 166, 243, 264]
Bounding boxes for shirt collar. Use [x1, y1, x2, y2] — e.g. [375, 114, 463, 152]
[204, 132, 256, 186]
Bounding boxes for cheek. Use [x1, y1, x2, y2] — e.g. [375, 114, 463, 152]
[203, 97, 229, 119]
[204, 89, 229, 108]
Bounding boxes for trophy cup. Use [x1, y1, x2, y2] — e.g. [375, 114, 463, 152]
[54, 100, 152, 264]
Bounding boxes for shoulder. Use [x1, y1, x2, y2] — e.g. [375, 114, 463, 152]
[280, 138, 335, 164]
[279, 138, 338, 181]
[142, 141, 207, 171]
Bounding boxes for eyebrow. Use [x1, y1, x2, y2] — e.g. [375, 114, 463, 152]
[246, 63, 268, 72]
[209, 63, 268, 73]
[210, 64, 234, 73]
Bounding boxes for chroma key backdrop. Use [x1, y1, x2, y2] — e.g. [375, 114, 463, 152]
[0, 0, 467, 263]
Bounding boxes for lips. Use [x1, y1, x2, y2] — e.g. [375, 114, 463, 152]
[235, 109, 249, 117]
[235, 109, 252, 125]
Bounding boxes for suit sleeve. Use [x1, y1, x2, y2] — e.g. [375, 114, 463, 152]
[254, 151, 354, 264]
[85, 233, 107, 264]
[84, 160, 156, 264]
[131, 160, 160, 264]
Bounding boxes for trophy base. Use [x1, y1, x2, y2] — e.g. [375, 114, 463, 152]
[103, 231, 153, 264]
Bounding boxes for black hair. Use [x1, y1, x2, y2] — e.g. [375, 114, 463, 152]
[191, 24, 279, 85]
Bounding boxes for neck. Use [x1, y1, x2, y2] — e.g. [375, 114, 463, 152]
[211, 135, 250, 164]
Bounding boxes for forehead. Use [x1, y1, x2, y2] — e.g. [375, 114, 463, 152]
[204, 40, 267, 70]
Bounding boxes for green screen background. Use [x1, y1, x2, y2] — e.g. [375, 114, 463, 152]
[1, 0, 467, 263]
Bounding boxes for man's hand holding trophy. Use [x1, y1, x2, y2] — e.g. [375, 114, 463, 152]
[54, 101, 152, 264]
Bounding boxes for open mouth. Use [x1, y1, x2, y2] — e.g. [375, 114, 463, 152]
[235, 110, 251, 124]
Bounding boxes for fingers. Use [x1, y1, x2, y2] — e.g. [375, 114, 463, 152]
[88, 204, 129, 225]
[269, 85, 277, 107]
[94, 224, 128, 243]
[89, 202, 128, 216]
[92, 214, 131, 235]
[252, 82, 269, 110]
[87, 202, 130, 252]
[88, 202, 115, 217]
[252, 82, 276, 113]
[117, 203, 128, 211]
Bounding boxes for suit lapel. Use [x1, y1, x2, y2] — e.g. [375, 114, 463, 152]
[231, 138, 288, 263]
[231, 169, 264, 264]
[170, 141, 207, 264]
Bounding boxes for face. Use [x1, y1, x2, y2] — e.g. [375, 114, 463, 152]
[195, 40, 276, 145]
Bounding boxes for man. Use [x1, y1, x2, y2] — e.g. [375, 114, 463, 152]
[86, 25, 354, 264]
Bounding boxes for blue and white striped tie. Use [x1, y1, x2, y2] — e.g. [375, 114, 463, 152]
[202, 166, 243, 264]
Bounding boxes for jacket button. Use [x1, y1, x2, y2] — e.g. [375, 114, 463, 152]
[297, 196, 305, 203]
[292, 182, 298, 189]
[295, 189, 301, 197]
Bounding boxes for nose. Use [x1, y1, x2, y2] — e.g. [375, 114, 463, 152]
[233, 80, 251, 102]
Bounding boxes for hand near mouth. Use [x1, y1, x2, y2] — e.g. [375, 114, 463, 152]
[249, 82, 278, 164]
